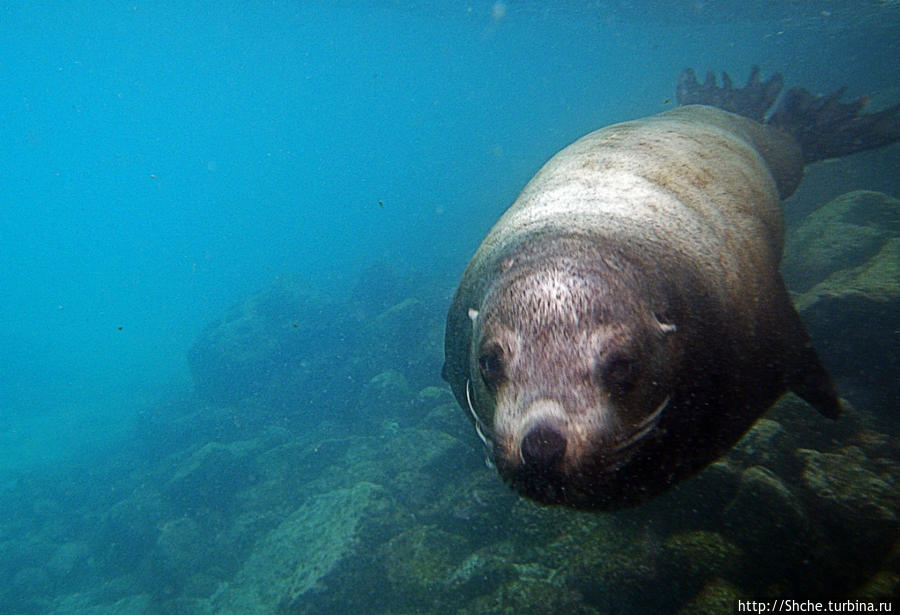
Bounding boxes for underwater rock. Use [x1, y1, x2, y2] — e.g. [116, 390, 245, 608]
[416, 385, 455, 406]
[792, 445, 899, 595]
[546, 512, 680, 614]
[459, 572, 600, 615]
[660, 531, 742, 595]
[765, 394, 864, 460]
[675, 577, 744, 615]
[379, 525, 469, 605]
[0, 533, 54, 592]
[142, 516, 212, 601]
[338, 427, 470, 491]
[649, 459, 742, 531]
[389, 469, 438, 512]
[853, 569, 900, 600]
[48, 591, 154, 615]
[247, 429, 366, 510]
[131, 395, 228, 460]
[438, 470, 518, 541]
[568, 547, 666, 614]
[722, 466, 812, 575]
[361, 369, 412, 416]
[163, 439, 261, 511]
[197, 482, 394, 614]
[413, 385, 457, 424]
[47, 540, 93, 586]
[796, 236, 900, 406]
[95, 490, 166, 571]
[728, 418, 795, 470]
[786, 191, 900, 409]
[796, 446, 898, 530]
[11, 566, 51, 607]
[781, 190, 900, 292]
[146, 514, 229, 604]
[442, 550, 521, 606]
[188, 279, 351, 406]
[368, 297, 444, 392]
[419, 400, 475, 443]
[846, 428, 900, 460]
[349, 262, 411, 318]
[155, 517, 206, 577]
[783, 190, 900, 293]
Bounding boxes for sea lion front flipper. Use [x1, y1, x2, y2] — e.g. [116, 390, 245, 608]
[771, 281, 842, 420]
[788, 344, 842, 419]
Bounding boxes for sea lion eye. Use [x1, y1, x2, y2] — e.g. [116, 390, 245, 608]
[478, 346, 505, 390]
[600, 354, 638, 395]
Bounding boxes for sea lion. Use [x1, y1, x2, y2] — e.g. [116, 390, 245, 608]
[443, 68, 900, 510]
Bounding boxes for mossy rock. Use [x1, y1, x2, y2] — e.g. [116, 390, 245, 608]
[362, 369, 412, 414]
[419, 401, 474, 442]
[163, 439, 261, 511]
[199, 482, 395, 614]
[442, 550, 520, 606]
[797, 447, 898, 527]
[96, 490, 167, 570]
[852, 569, 900, 599]
[563, 527, 676, 614]
[661, 531, 742, 586]
[676, 577, 744, 615]
[458, 575, 599, 615]
[783, 190, 900, 293]
[416, 386, 454, 406]
[797, 237, 900, 309]
[729, 418, 794, 470]
[345, 427, 469, 482]
[722, 466, 811, 573]
[367, 298, 436, 385]
[786, 192, 899, 413]
[380, 525, 469, 599]
[795, 237, 900, 413]
[188, 280, 339, 404]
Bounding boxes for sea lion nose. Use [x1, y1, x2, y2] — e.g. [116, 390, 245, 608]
[520, 424, 566, 468]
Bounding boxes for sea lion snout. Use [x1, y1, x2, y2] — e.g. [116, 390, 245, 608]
[520, 422, 567, 469]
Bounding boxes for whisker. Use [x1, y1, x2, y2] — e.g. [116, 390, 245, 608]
[612, 395, 669, 452]
[466, 379, 494, 450]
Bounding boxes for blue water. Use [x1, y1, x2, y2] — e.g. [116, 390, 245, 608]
[0, 1, 895, 467]
[1, 2, 898, 613]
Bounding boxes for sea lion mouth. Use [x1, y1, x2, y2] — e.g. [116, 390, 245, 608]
[574, 394, 670, 477]
[499, 395, 671, 506]
[610, 395, 670, 455]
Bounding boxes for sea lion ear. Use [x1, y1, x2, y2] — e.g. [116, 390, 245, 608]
[654, 314, 677, 336]
[468, 308, 480, 322]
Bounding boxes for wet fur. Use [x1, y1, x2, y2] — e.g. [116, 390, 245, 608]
[443, 105, 840, 510]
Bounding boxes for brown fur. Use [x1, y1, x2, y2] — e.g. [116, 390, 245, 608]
[443, 106, 839, 510]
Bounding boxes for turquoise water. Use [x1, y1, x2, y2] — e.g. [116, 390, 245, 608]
[1, 2, 898, 613]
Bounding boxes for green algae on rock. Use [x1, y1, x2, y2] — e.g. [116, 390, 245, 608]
[198, 482, 392, 614]
[783, 190, 900, 293]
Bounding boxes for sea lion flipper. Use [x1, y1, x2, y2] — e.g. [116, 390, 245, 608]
[767, 87, 900, 162]
[678, 66, 900, 164]
[676, 65, 783, 122]
[788, 345, 842, 419]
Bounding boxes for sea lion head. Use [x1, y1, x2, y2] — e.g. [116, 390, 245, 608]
[465, 236, 680, 508]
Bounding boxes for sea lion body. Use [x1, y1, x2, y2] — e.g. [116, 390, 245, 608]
[443, 105, 840, 510]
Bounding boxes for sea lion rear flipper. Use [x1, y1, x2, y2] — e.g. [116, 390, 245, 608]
[767, 87, 900, 163]
[677, 66, 783, 122]
[678, 66, 900, 163]
[788, 345, 842, 419]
